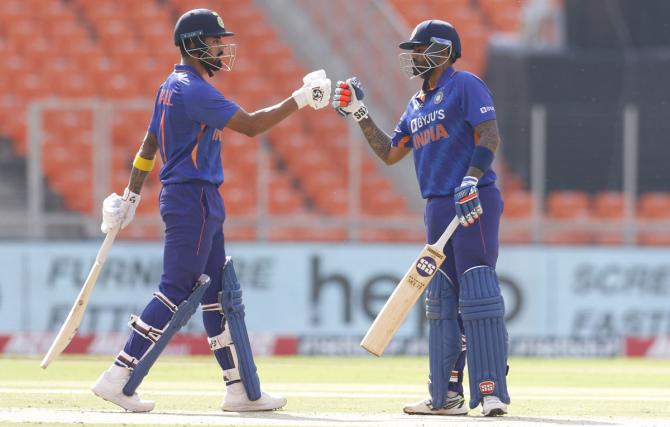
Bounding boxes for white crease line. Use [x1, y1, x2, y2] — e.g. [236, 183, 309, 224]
[2, 382, 670, 397]
[0, 408, 669, 427]
[1, 387, 670, 401]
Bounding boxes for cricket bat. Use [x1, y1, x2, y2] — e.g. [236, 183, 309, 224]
[40, 227, 119, 369]
[361, 216, 460, 356]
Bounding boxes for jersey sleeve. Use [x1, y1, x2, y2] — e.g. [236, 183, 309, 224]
[147, 86, 162, 135]
[183, 82, 241, 129]
[390, 108, 412, 148]
[459, 73, 497, 127]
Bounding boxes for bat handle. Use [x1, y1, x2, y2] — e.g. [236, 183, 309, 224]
[96, 227, 119, 264]
[433, 216, 459, 250]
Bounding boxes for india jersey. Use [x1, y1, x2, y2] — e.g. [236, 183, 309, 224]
[148, 64, 240, 186]
[391, 67, 497, 198]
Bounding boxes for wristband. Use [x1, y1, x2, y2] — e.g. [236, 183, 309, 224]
[133, 153, 155, 172]
[352, 103, 369, 122]
[469, 145, 494, 173]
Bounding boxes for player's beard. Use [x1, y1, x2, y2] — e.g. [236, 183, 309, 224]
[211, 58, 223, 69]
[419, 66, 436, 80]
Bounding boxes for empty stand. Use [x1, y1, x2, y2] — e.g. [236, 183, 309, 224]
[637, 193, 670, 245]
[500, 190, 533, 244]
[544, 191, 593, 244]
[591, 191, 626, 245]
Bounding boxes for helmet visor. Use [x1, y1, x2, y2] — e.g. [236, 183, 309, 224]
[398, 38, 452, 79]
[182, 36, 237, 72]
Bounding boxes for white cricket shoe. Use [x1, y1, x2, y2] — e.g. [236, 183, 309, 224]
[482, 395, 507, 416]
[403, 394, 469, 415]
[91, 365, 155, 412]
[221, 382, 287, 412]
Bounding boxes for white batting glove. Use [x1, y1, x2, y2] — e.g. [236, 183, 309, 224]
[332, 77, 368, 122]
[100, 188, 141, 234]
[292, 69, 332, 110]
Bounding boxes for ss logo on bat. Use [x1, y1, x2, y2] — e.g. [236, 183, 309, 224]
[416, 256, 437, 277]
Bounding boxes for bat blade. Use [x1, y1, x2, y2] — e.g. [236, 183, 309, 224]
[360, 216, 459, 357]
[360, 245, 444, 356]
[40, 229, 118, 369]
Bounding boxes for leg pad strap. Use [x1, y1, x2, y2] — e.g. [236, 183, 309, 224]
[122, 274, 211, 396]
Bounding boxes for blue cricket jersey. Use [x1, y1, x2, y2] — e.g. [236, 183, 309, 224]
[148, 64, 240, 186]
[391, 67, 497, 198]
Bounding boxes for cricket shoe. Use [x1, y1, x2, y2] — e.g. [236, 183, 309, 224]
[482, 395, 507, 416]
[221, 382, 287, 412]
[403, 394, 469, 415]
[91, 365, 155, 412]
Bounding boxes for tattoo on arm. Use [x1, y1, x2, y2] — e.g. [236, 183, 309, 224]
[466, 120, 501, 178]
[474, 119, 500, 153]
[358, 116, 392, 161]
[127, 133, 158, 194]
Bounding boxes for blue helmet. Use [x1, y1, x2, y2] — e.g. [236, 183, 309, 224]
[173, 8, 234, 47]
[399, 19, 462, 60]
[173, 9, 237, 75]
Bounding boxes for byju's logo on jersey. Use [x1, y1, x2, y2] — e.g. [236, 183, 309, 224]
[410, 109, 445, 133]
[415, 256, 437, 277]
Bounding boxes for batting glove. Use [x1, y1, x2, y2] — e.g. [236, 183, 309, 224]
[101, 188, 141, 233]
[454, 176, 483, 227]
[292, 69, 331, 110]
[332, 77, 369, 122]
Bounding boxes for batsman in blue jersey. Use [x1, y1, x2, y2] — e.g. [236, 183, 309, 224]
[333, 20, 510, 417]
[91, 8, 331, 412]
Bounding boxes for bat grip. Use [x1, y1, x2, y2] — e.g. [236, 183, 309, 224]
[433, 216, 460, 250]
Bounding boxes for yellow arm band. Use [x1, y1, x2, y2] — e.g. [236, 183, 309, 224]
[133, 153, 156, 172]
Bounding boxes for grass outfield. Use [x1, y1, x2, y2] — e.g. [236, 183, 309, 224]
[1, 355, 670, 426]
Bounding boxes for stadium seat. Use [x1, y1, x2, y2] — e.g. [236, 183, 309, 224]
[268, 226, 348, 242]
[637, 192, 670, 246]
[590, 191, 626, 244]
[503, 190, 534, 219]
[592, 192, 626, 219]
[637, 193, 670, 219]
[544, 191, 593, 244]
[546, 191, 590, 219]
[359, 227, 424, 243]
[225, 226, 257, 241]
[0, 0, 419, 242]
[500, 191, 533, 244]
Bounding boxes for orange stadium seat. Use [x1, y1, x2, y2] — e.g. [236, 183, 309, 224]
[591, 192, 626, 244]
[0, 0, 419, 241]
[311, 189, 349, 216]
[359, 227, 424, 243]
[268, 185, 305, 216]
[268, 226, 348, 242]
[637, 192, 670, 246]
[637, 192, 670, 219]
[544, 191, 592, 244]
[503, 191, 534, 219]
[546, 191, 590, 219]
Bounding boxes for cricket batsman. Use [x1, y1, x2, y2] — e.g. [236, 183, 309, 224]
[333, 20, 510, 416]
[91, 8, 331, 412]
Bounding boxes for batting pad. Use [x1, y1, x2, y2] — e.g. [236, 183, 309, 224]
[220, 257, 261, 401]
[123, 274, 211, 396]
[426, 271, 462, 409]
[459, 266, 510, 408]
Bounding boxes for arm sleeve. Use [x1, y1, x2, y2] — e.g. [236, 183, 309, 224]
[390, 109, 412, 148]
[459, 73, 497, 127]
[147, 87, 162, 135]
[184, 83, 241, 129]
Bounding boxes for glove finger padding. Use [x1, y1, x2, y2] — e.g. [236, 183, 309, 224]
[332, 77, 368, 121]
[293, 70, 331, 110]
[101, 192, 123, 233]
